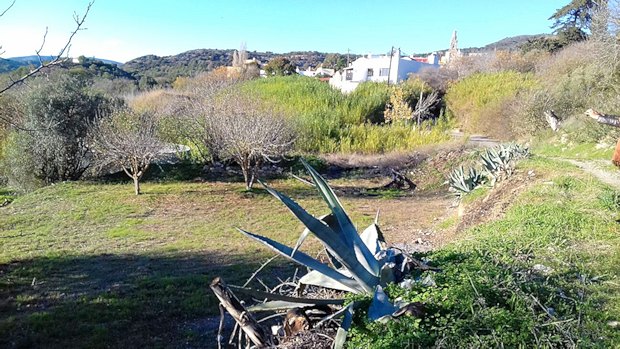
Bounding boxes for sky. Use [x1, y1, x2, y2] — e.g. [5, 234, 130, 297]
[0, 0, 568, 63]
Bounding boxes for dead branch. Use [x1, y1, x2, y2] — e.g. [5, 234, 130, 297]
[0, 0, 15, 18]
[210, 277, 275, 348]
[381, 168, 417, 191]
[544, 110, 560, 132]
[0, 1, 94, 95]
[413, 90, 439, 126]
[585, 108, 620, 128]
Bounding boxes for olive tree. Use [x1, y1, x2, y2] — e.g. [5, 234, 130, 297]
[17, 72, 112, 184]
[89, 109, 164, 195]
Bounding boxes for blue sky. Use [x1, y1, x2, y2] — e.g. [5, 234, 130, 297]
[0, 0, 567, 63]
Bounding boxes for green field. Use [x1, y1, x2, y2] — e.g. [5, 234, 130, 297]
[1, 154, 619, 348]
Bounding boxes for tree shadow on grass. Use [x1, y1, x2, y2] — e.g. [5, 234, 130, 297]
[0, 252, 295, 349]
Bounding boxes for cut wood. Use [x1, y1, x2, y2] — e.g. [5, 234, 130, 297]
[210, 277, 274, 348]
[382, 169, 417, 191]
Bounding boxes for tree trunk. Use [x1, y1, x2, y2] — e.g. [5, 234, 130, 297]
[133, 176, 141, 195]
[240, 156, 257, 190]
[210, 277, 274, 347]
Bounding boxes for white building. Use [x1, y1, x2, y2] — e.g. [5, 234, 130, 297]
[329, 49, 439, 92]
[298, 65, 335, 78]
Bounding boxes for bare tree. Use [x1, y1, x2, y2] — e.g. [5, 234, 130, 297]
[207, 91, 296, 190]
[90, 109, 164, 195]
[413, 90, 439, 127]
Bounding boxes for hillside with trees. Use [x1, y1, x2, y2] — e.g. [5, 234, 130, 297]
[122, 49, 350, 85]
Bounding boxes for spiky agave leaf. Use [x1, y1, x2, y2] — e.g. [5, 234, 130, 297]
[237, 228, 366, 293]
[299, 270, 360, 293]
[293, 213, 342, 269]
[368, 285, 397, 322]
[333, 303, 355, 349]
[359, 222, 385, 256]
[258, 180, 379, 292]
[301, 159, 381, 277]
[248, 300, 320, 312]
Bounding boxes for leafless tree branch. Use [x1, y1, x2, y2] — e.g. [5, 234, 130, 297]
[0, 0, 15, 18]
[413, 90, 439, 126]
[0, 0, 94, 96]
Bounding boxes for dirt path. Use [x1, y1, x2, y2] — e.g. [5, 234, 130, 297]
[566, 159, 620, 189]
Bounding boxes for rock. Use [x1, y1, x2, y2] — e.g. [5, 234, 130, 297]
[532, 264, 554, 276]
[595, 142, 611, 149]
[608, 321, 619, 328]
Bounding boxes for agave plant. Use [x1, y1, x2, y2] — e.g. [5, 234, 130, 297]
[480, 143, 530, 183]
[448, 166, 484, 196]
[236, 160, 426, 347]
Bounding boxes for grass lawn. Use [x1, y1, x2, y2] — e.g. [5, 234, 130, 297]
[1, 155, 618, 348]
[0, 175, 442, 348]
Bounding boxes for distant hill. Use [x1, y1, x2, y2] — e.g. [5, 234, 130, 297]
[0, 58, 29, 73]
[122, 49, 337, 85]
[8, 55, 58, 65]
[1, 34, 549, 88]
[415, 34, 551, 57]
[5, 55, 122, 69]
[464, 34, 550, 53]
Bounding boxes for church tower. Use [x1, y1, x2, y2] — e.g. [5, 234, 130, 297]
[446, 30, 461, 65]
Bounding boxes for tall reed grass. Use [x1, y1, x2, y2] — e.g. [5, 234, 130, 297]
[243, 76, 449, 153]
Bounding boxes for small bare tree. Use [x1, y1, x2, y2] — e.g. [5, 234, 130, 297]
[90, 109, 164, 195]
[413, 90, 439, 127]
[207, 92, 296, 189]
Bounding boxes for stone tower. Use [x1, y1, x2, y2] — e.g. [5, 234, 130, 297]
[446, 30, 461, 65]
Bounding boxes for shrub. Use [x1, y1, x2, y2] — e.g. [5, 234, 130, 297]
[89, 108, 165, 195]
[0, 131, 41, 191]
[0, 72, 113, 190]
[445, 71, 536, 137]
[510, 38, 620, 141]
[338, 118, 451, 154]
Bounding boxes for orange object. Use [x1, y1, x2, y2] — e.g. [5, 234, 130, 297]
[613, 139, 620, 167]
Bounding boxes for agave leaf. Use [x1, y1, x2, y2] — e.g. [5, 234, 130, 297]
[237, 228, 365, 293]
[229, 284, 345, 306]
[292, 226, 312, 257]
[301, 159, 380, 276]
[379, 263, 396, 286]
[314, 302, 354, 328]
[257, 181, 378, 292]
[248, 300, 316, 312]
[297, 214, 343, 269]
[368, 285, 397, 322]
[359, 223, 385, 256]
[333, 302, 355, 349]
[299, 270, 360, 293]
[290, 173, 315, 187]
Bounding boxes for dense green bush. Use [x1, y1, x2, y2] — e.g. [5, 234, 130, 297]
[442, 39, 620, 141]
[445, 71, 536, 138]
[242, 75, 446, 153]
[0, 72, 114, 191]
[339, 119, 451, 154]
